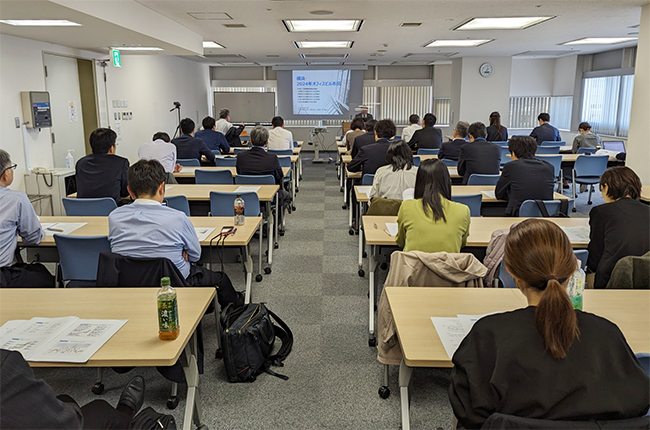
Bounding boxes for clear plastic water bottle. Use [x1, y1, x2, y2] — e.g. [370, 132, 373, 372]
[565, 265, 586, 310]
[234, 194, 245, 225]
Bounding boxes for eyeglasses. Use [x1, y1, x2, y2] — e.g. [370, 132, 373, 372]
[2, 163, 17, 174]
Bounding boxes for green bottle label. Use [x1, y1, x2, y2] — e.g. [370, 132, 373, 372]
[158, 293, 179, 332]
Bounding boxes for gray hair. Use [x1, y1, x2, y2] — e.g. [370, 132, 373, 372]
[455, 121, 469, 138]
[0, 150, 11, 171]
[250, 125, 269, 147]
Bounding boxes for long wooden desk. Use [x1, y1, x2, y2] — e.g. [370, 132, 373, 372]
[0, 287, 216, 430]
[174, 166, 290, 180]
[385, 287, 650, 429]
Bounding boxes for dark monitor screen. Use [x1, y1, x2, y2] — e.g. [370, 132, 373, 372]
[602, 141, 626, 152]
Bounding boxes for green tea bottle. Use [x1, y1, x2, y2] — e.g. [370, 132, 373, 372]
[157, 277, 180, 340]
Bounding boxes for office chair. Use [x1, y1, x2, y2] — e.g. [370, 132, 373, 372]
[441, 158, 457, 167]
[535, 145, 561, 154]
[233, 147, 250, 154]
[537, 155, 563, 192]
[163, 195, 190, 216]
[53, 234, 111, 287]
[215, 157, 237, 167]
[540, 140, 566, 146]
[451, 194, 482, 217]
[62, 197, 117, 216]
[195, 169, 234, 185]
[576, 147, 596, 154]
[176, 158, 200, 167]
[412, 156, 420, 167]
[467, 174, 500, 186]
[269, 149, 293, 156]
[417, 148, 439, 155]
[361, 174, 374, 186]
[518, 199, 574, 217]
[572, 155, 609, 208]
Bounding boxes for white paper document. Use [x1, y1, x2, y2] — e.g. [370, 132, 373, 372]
[0, 317, 127, 363]
[234, 186, 261, 194]
[560, 226, 590, 243]
[385, 222, 399, 237]
[194, 227, 215, 242]
[165, 185, 173, 191]
[480, 190, 496, 200]
[431, 317, 467, 359]
[182, 167, 198, 173]
[40, 222, 87, 236]
[357, 186, 372, 198]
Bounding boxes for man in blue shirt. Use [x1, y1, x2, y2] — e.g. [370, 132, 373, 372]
[0, 150, 54, 287]
[530, 112, 562, 145]
[195, 116, 230, 154]
[171, 118, 216, 164]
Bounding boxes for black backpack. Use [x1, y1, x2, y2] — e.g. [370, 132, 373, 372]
[129, 407, 177, 430]
[535, 199, 570, 217]
[220, 302, 293, 382]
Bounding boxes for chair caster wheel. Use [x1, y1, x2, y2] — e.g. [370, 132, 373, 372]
[167, 396, 179, 410]
[215, 348, 223, 359]
[342, 204, 347, 209]
[255, 274, 263, 282]
[572, 208, 577, 212]
[292, 206, 296, 211]
[274, 243, 279, 249]
[264, 267, 272, 274]
[358, 269, 365, 277]
[378, 386, 391, 399]
[279, 230, 285, 236]
[368, 337, 377, 347]
[197, 425, 209, 430]
[340, 187, 343, 192]
[348, 229, 354, 236]
[355, 230, 359, 235]
[380, 262, 388, 270]
[91, 382, 104, 395]
[363, 251, 367, 258]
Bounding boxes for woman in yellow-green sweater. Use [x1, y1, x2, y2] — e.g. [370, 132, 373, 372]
[396, 158, 471, 252]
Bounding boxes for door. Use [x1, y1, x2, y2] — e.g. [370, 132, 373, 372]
[44, 53, 87, 168]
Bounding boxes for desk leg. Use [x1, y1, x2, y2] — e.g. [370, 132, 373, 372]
[266, 202, 274, 265]
[290, 163, 296, 210]
[368, 245, 378, 346]
[399, 359, 414, 430]
[348, 195, 353, 228]
[299, 155, 302, 182]
[242, 245, 252, 303]
[357, 221, 364, 277]
[342, 168, 348, 206]
[181, 334, 203, 430]
[358, 201, 363, 234]
[257, 224, 263, 280]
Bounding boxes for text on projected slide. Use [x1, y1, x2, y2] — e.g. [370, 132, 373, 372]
[292, 70, 351, 116]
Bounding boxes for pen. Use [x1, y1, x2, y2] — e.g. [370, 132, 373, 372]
[47, 228, 64, 232]
[232, 228, 237, 236]
[383, 228, 391, 236]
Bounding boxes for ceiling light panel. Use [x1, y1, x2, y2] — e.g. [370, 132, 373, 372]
[425, 39, 492, 47]
[284, 20, 362, 32]
[0, 19, 81, 26]
[203, 41, 225, 49]
[188, 12, 232, 20]
[112, 46, 163, 51]
[294, 41, 353, 48]
[455, 16, 555, 30]
[561, 37, 638, 45]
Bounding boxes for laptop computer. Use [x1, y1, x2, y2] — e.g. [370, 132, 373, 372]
[602, 141, 626, 153]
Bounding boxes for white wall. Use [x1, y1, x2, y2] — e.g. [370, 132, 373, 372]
[553, 55, 578, 96]
[433, 64, 452, 98]
[510, 59, 555, 96]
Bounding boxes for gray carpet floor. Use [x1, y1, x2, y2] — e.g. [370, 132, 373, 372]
[35, 157, 603, 429]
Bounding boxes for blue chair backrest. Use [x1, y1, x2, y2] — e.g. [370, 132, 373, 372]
[209, 191, 260, 217]
[535, 145, 560, 154]
[293, 141, 298, 148]
[541, 140, 565, 146]
[195, 169, 233, 185]
[53, 234, 111, 282]
[417, 148, 439, 155]
[361, 174, 374, 186]
[62, 197, 117, 216]
[576, 147, 596, 154]
[574, 155, 609, 178]
[413, 156, 421, 167]
[277, 156, 292, 168]
[235, 174, 275, 185]
[441, 158, 457, 167]
[518, 199, 575, 217]
[394, 135, 401, 140]
[177, 158, 200, 167]
[467, 174, 500, 185]
[451, 194, 482, 217]
[234, 147, 250, 154]
[537, 155, 562, 178]
[240, 135, 251, 143]
[163, 195, 190, 216]
[269, 149, 293, 156]
[574, 249, 588, 270]
[499, 147, 512, 166]
[636, 353, 650, 376]
[492, 141, 508, 147]
[212, 150, 222, 156]
[500, 249, 587, 288]
[215, 157, 237, 167]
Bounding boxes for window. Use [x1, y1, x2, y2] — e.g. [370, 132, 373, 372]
[433, 98, 451, 127]
[581, 75, 634, 138]
[377, 86, 432, 125]
[509, 96, 550, 129]
[549, 96, 573, 131]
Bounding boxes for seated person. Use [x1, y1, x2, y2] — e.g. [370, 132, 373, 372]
[171, 118, 215, 165]
[351, 119, 377, 158]
[195, 116, 230, 154]
[408, 113, 442, 151]
[450, 219, 650, 428]
[438, 121, 469, 161]
[348, 119, 395, 177]
[369, 140, 417, 201]
[458, 122, 501, 185]
[495, 136, 555, 216]
[75, 128, 130, 204]
[486, 111, 508, 142]
[267, 116, 293, 150]
[343, 117, 365, 152]
[401, 114, 421, 143]
[0, 150, 53, 287]
[1, 348, 145, 429]
[530, 112, 561, 145]
[108, 159, 241, 306]
[138, 131, 181, 185]
[572, 121, 601, 153]
[354, 105, 373, 122]
[215, 109, 246, 147]
[396, 159, 470, 253]
[588, 166, 650, 289]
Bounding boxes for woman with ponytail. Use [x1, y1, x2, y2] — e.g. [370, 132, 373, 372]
[449, 219, 649, 429]
[486, 111, 508, 142]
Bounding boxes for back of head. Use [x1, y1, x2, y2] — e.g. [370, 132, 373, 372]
[180, 118, 195, 135]
[468, 122, 487, 140]
[89, 128, 117, 154]
[538, 113, 550, 123]
[578, 122, 591, 132]
[250, 125, 269, 147]
[219, 109, 230, 119]
[386, 140, 413, 172]
[350, 117, 365, 131]
[455, 121, 469, 139]
[508, 136, 537, 159]
[489, 111, 503, 129]
[152, 132, 170, 143]
[409, 114, 420, 125]
[271, 116, 284, 128]
[600, 166, 642, 200]
[365, 119, 377, 132]
[202, 116, 216, 130]
[0, 149, 11, 171]
[414, 158, 451, 221]
[127, 159, 166, 198]
[504, 219, 579, 359]
[375, 119, 396, 139]
[423, 113, 436, 127]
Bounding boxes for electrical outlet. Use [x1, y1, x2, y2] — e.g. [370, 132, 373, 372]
[14, 117, 20, 128]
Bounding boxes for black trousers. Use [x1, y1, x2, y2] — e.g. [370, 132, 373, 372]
[0, 263, 55, 287]
[58, 395, 131, 430]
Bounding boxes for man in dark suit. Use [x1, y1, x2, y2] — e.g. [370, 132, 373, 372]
[348, 119, 395, 176]
[0, 349, 145, 429]
[438, 121, 469, 161]
[75, 127, 130, 204]
[351, 120, 377, 158]
[529, 112, 561, 145]
[354, 106, 373, 123]
[171, 118, 215, 164]
[495, 136, 555, 216]
[408, 113, 443, 151]
[458, 122, 501, 185]
[195, 116, 230, 154]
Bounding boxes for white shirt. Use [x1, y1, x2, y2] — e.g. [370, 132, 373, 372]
[267, 127, 293, 150]
[215, 118, 233, 135]
[369, 165, 418, 200]
[138, 140, 177, 173]
[401, 123, 422, 143]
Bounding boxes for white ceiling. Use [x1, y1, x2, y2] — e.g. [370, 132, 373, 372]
[0, 0, 646, 65]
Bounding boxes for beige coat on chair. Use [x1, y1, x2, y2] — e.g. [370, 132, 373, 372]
[377, 251, 488, 365]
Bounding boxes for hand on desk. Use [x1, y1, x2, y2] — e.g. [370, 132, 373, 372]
[173, 163, 182, 173]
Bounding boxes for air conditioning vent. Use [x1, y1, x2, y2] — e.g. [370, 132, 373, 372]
[223, 23, 246, 28]
[400, 22, 422, 28]
[514, 50, 574, 57]
[188, 12, 232, 20]
[204, 54, 247, 59]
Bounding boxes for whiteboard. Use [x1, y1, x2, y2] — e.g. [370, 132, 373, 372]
[213, 92, 276, 124]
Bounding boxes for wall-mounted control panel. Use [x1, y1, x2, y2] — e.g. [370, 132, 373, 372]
[21, 91, 52, 128]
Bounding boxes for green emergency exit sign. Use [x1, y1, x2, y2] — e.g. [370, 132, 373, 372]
[111, 49, 121, 68]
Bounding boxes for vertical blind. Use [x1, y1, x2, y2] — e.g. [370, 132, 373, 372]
[509, 96, 551, 129]
[581, 75, 634, 138]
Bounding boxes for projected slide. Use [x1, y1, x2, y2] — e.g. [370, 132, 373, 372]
[292, 70, 351, 115]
